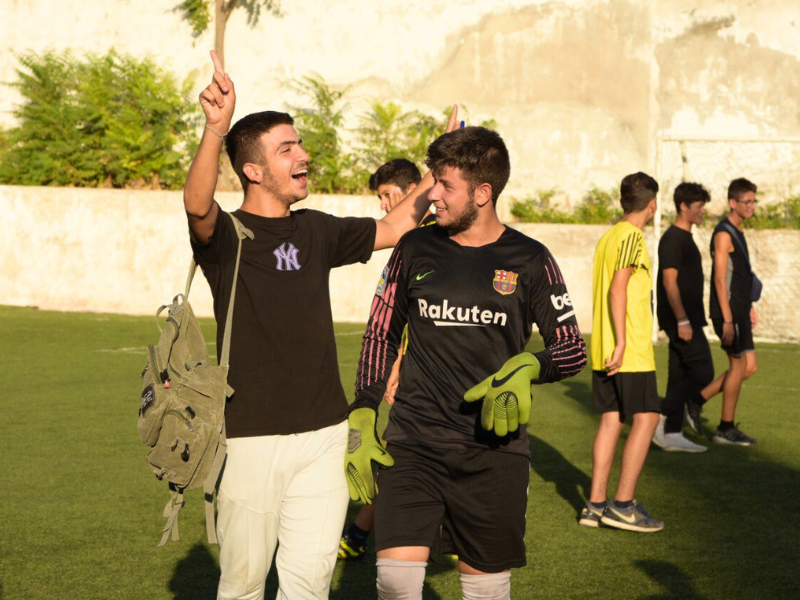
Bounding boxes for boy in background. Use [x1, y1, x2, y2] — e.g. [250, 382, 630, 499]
[581, 172, 663, 532]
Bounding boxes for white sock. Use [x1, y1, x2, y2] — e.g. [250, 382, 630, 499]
[376, 558, 427, 600]
[460, 571, 511, 600]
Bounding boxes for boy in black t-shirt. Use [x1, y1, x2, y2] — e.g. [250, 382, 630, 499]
[184, 52, 460, 599]
[653, 183, 712, 452]
[339, 158, 425, 561]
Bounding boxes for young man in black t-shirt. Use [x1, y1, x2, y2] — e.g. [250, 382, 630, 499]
[345, 127, 587, 599]
[185, 52, 459, 599]
[653, 183, 712, 452]
[695, 178, 760, 446]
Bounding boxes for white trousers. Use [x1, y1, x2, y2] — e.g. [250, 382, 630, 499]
[216, 421, 350, 600]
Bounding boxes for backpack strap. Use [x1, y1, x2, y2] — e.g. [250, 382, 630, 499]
[203, 421, 228, 545]
[158, 485, 185, 547]
[719, 221, 752, 271]
[219, 214, 254, 367]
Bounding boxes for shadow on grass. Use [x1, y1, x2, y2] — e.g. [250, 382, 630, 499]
[528, 434, 591, 513]
[558, 376, 594, 414]
[634, 560, 706, 600]
[169, 543, 219, 600]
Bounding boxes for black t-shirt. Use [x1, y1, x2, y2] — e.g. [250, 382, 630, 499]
[352, 225, 587, 458]
[709, 217, 752, 320]
[191, 205, 376, 437]
[656, 225, 707, 331]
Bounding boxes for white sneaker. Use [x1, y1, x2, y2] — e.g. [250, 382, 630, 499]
[652, 414, 668, 449]
[662, 432, 707, 453]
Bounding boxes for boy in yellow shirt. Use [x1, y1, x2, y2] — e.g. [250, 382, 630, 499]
[580, 172, 663, 532]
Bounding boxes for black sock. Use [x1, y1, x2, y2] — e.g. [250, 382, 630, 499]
[719, 420, 734, 431]
[588, 500, 607, 511]
[345, 523, 370, 546]
[691, 392, 706, 406]
[614, 499, 634, 509]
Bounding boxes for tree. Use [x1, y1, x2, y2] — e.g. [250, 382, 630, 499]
[0, 50, 199, 189]
[175, 0, 281, 69]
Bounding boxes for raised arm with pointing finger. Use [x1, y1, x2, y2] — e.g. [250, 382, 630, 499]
[184, 50, 235, 244]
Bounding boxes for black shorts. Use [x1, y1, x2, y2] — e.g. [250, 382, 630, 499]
[592, 370, 660, 418]
[712, 318, 755, 357]
[374, 443, 530, 573]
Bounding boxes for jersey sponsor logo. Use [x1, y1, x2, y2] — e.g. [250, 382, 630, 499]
[551, 292, 576, 322]
[273, 242, 301, 271]
[375, 265, 388, 296]
[418, 298, 508, 327]
[493, 270, 519, 295]
[416, 269, 435, 281]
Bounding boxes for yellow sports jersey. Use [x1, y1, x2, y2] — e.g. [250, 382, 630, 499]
[591, 221, 655, 372]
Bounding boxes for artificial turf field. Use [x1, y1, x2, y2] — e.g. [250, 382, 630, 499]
[1, 305, 798, 599]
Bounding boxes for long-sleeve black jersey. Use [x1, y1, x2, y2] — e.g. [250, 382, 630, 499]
[352, 224, 587, 457]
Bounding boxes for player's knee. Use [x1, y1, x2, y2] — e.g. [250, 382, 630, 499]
[377, 558, 426, 600]
[744, 362, 758, 380]
[460, 571, 511, 600]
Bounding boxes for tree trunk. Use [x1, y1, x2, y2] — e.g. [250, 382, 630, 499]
[214, 0, 236, 70]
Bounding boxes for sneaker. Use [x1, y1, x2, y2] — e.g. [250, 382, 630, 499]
[338, 529, 367, 560]
[652, 415, 668, 449]
[685, 401, 704, 436]
[661, 432, 707, 453]
[713, 425, 757, 446]
[578, 504, 604, 528]
[600, 501, 664, 533]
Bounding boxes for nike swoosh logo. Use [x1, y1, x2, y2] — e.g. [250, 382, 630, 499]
[612, 509, 637, 524]
[491, 364, 535, 388]
[416, 270, 434, 281]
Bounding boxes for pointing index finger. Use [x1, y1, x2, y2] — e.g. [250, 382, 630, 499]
[210, 49, 224, 74]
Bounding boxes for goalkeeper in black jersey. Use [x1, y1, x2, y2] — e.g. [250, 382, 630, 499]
[345, 126, 587, 599]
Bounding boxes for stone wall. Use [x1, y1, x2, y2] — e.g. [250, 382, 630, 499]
[3, 1, 800, 209]
[2, 186, 796, 342]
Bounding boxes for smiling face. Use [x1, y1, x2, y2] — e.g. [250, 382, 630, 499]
[681, 199, 707, 226]
[253, 124, 310, 205]
[730, 190, 757, 221]
[429, 166, 479, 234]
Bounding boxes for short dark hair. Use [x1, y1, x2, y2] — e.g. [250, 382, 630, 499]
[225, 111, 295, 190]
[425, 126, 510, 205]
[728, 177, 757, 201]
[673, 182, 710, 213]
[620, 172, 659, 213]
[368, 158, 422, 192]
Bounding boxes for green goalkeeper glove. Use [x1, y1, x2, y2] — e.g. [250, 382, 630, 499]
[344, 407, 394, 504]
[463, 352, 540, 437]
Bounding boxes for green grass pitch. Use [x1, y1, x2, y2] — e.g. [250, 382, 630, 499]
[1, 305, 798, 599]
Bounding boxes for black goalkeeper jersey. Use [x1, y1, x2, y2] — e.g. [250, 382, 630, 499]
[352, 224, 587, 457]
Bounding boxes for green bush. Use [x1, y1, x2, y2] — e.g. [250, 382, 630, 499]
[286, 73, 363, 194]
[746, 195, 800, 229]
[0, 50, 199, 189]
[511, 186, 622, 224]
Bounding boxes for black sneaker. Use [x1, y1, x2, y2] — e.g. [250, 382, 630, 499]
[338, 528, 367, 560]
[685, 401, 704, 436]
[578, 504, 604, 528]
[713, 425, 757, 446]
[600, 500, 664, 533]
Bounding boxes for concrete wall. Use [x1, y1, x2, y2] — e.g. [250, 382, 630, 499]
[2, 0, 800, 208]
[3, 186, 797, 342]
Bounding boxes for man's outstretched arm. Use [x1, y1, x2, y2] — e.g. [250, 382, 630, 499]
[372, 105, 460, 250]
[184, 50, 236, 244]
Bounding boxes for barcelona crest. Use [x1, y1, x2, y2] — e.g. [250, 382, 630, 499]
[493, 270, 519, 295]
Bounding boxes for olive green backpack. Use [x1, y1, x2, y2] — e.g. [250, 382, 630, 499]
[137, 213, 253, 546]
